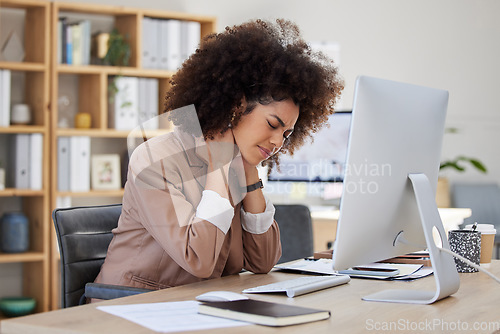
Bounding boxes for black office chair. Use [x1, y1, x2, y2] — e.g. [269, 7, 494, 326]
[274, 204, 314, 263]
[52, 204, 151, 308]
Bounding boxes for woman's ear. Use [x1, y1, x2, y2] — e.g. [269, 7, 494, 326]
[236, 97, 247, 115]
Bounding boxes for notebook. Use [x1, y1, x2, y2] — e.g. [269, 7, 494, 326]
[198, 299, 330, 327]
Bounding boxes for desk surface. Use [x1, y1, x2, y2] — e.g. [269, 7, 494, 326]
[2, 261, 499, 334]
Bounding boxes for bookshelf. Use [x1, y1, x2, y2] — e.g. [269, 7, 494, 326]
[49, 1, 216, 309]
[0, 0, 51, 315]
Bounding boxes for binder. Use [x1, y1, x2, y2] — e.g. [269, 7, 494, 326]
[11, 134, 30, 189]
[30, 133, 43, 190]
[144, 78, 159, 130]
[1, 70, 11, 127]
[70, 136, 90, 192]
[138, 77, 148, 127]
[164, 20, 182, 71]
[142, 17, 157, 68]
[110, 76, 139, 130]
[143, 18, 159, 69]
[181, 20, 200, 62]
[57, 137, 70, 191]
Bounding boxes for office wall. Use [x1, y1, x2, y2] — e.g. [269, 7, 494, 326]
[62, 0, 500, 186]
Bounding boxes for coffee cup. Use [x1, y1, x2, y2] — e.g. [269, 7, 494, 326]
[448, 229, 481, 273]
[464, 224, 496, 265]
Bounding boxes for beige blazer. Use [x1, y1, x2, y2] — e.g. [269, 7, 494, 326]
[94, 129, 282, 290]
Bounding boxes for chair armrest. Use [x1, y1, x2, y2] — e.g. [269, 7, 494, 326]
[83, 282, 152, 303]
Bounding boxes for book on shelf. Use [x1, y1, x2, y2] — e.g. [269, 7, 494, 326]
[198, 299, 331, 327]
[58, 18, 91, 65]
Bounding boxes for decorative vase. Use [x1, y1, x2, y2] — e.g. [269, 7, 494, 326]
[10, 104, 32, 125]
[0, 212, 29, 253]
[75, 112, 92, 129]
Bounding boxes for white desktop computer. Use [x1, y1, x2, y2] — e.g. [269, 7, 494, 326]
[332, 76, 460, 304]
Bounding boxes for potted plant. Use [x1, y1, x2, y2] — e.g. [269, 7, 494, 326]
[436, 128, 487, 207]
[104, 29, 131, 104]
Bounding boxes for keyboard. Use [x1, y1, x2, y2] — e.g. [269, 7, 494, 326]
[242, 275, 351, 298]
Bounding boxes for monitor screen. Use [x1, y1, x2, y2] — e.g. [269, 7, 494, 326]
[267, 111, 352, 183]
[331, 76, 459, 303]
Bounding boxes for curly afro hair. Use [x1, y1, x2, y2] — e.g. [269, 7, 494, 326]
[164, 18, 344, 169]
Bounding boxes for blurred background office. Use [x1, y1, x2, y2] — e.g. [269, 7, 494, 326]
[58, 0, 500, 185]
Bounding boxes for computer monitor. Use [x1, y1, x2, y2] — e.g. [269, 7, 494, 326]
[268, 111, 351, 182]
[332, 76, 460, 304]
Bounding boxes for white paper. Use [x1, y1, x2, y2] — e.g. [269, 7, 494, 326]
[97, 300, 249, 333]
[275, 259, 426, 280]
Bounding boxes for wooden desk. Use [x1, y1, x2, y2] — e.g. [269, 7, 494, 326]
[2, 261, 499, 333]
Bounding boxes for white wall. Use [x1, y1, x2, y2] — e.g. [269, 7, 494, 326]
[64, 0, 500, 187]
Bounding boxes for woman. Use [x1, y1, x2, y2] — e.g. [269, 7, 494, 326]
[94, 19, 343, 291]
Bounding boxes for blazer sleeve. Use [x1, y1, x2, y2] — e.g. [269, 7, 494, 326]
[240, 200, 282, 273]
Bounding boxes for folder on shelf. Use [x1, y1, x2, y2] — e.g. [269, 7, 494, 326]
[57, 136, 70, 192]
[143, 17, 159, 69]
[0, 69, 11, 127]
[30, 133, 43, 190]
[163, 19, 182, 71]
[70, 136, 90, 192]
[110, 76, 139, 130]
[147, 78, 159, 129]
[10, 134, 30, 189]
[180, 20, 200, 62]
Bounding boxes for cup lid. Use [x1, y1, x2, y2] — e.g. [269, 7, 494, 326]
[464, 224, 496, 234]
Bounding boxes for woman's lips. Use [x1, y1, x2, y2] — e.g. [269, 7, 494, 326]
[258, 146, 271, 159]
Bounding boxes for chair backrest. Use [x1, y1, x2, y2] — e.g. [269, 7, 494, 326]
[52, 204, 122, 308]
[274, 204, 313, 263]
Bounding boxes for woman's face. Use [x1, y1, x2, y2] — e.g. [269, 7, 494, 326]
[232, 99, 299, 166]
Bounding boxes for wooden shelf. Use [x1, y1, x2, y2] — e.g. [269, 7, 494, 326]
[56, 128, 171, 138]
[56, 189, 125, 197]
[0, 61, 46, 72]
[0, 252, 46, 264]
[0, 125, 47, 134]
[57, 64, 175, 78]
[0, 189, 45, 197]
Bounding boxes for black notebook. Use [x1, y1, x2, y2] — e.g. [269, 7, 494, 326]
[198, 299, 331, 327]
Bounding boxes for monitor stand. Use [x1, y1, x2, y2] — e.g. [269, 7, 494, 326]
[362, 173, 460, 304]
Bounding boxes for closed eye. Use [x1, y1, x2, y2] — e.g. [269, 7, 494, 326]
[267, 121, 277, 129]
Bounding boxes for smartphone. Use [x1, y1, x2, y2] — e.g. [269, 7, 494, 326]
[339, 266, 400, 277]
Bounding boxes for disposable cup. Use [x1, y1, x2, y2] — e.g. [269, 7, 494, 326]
[465, 224, 496, 264]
